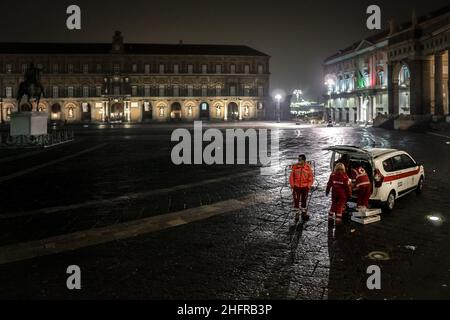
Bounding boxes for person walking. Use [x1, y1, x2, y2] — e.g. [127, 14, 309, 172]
[326, 163, 352, 224]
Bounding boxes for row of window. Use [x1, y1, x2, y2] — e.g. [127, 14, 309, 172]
[327, 70, 387, 94]
[3, 85, 265, 98]
[1, 63, 266, 75]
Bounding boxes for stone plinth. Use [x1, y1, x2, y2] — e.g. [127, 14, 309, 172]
[10, 112, 48, 136]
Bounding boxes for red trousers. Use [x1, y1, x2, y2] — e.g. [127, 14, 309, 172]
[356, 185, 372, 207]
[293, 187, 309, 209]
[331, 190, 348, 216]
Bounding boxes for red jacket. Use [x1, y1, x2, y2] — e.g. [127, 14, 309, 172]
[290, 163, 314, 189]
[349, 166, 371, 189]
[326, 172, 352, 197]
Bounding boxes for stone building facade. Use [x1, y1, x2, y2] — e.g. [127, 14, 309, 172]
[324, 6, 450, 127]
[0, 32, 270, 124]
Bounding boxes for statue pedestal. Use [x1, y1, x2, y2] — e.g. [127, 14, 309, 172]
[10, 112, 48, 136]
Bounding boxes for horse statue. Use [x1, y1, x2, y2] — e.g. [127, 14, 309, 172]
[17, 63, 45, 112]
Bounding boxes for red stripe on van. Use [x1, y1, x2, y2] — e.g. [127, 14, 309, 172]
[384, 168, 421, 182]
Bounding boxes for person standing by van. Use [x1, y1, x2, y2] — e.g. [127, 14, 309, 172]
[289, 155, 314, 222]
[350, 164, 372, 212]
[326, 163, 352, 223]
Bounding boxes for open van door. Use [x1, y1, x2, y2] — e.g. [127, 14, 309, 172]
[322, 146, 372, 170]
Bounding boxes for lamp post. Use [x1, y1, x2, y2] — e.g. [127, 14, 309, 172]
[275, 94, 282, 123]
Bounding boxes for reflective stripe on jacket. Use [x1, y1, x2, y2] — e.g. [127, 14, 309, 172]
[350, 167, 371, 188]
[289, 163, 314, 189]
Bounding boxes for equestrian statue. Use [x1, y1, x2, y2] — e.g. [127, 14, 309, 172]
[16, 63, 45, 112]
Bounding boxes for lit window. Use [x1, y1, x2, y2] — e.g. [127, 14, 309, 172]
[230, 85, 236, 96]
[258, 65, 264, 74]
[6, 87, 13, 98]
[258, 86, 264, 97]
[68, 86, 74, 97]
[53, 86, 59, 98]
[144, 102, 151, 112]
[83, 86, 89, 97]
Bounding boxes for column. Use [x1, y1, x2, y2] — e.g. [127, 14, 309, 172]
[102, 101, 106, 122]
[434, 53, 444, 116]
[357, 96, 363, 122]
[445, 50, 449, 115]
[239, 101, 243, 121]
[387, 63, 399, 116]
[224, 103, 228, 121]
[409, 60, 425, 115]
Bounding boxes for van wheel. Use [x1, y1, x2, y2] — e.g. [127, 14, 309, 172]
[416, 177, 424, 195]
[383, 191, 396, 214]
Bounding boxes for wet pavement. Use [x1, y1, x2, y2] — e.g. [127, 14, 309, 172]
[0, 122, 449, 299]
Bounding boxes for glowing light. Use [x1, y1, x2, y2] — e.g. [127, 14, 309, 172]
[427, 215, 442, 222]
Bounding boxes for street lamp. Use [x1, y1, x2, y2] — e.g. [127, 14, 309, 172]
[275, 94, 282, 123]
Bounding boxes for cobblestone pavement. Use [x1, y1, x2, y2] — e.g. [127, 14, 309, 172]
[0, 123, 449, 299]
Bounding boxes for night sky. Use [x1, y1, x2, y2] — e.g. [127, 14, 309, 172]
[0, 0, 448, 100]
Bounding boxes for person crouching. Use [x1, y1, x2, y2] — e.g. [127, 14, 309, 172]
[289, 155, 314, 222]
[326, 163, 352, 224]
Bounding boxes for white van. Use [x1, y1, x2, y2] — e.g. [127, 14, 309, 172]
[324, 146, 425, 213]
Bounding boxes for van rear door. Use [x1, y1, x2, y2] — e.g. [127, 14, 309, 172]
[323, 146, 372, 170]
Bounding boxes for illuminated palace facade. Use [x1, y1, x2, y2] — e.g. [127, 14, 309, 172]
[0, 32, 270, 123]
[324, 7, 450, 126]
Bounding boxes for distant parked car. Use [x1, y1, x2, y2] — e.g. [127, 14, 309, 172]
[324, 146, 425, 213]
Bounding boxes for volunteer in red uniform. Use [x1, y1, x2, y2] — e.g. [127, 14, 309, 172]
[289, 155, 314, 221]
[326, 163, 352, 223]
[349, 165, 372, 211]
